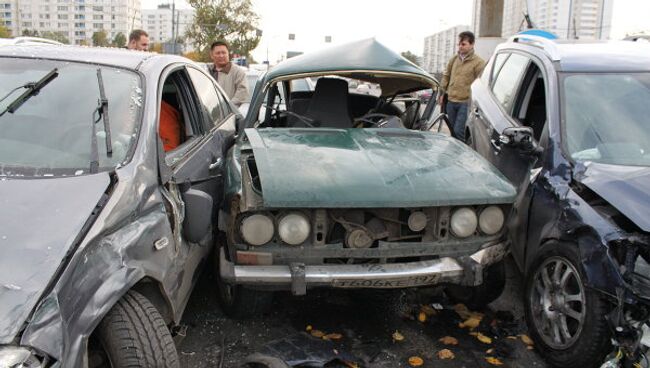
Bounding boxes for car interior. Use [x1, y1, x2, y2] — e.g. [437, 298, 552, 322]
[256, 74, 432, 130]
[513, 63, 548, 148]
[160, 71, 195, 152]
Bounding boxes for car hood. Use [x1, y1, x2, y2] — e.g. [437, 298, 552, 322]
[0, 173, 110, 343]
[575, 162, 650, 232]
[244, 128, 516, 208]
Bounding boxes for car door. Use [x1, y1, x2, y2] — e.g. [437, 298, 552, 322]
[157, 64, 234, 308]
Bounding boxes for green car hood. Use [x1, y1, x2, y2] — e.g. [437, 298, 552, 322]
[244, 128, 516, 208]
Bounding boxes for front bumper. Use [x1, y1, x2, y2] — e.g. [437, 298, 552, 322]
[220, 242, 507, 295]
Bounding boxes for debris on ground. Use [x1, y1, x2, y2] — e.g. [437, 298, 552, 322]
[408, 356, 424, 366]
[392, 331, 405, 342]
[439, 336, 459, 345]
[437, 349, 455, 360]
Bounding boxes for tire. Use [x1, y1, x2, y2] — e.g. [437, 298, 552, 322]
[524, 242, 611, 368]
[94, 290, 179, 368]
[214, 242, 273, 319]
[445, 259, 506, 310]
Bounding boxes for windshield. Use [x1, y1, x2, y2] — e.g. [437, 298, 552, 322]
[563, 73, 650, 166]
[0, 58, 142, 176]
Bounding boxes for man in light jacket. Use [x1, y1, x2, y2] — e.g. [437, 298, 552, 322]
[208, 40, 249, 107]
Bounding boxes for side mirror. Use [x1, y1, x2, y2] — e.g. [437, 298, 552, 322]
[500, 127, 540, 155]
[181, 188, 213, 244]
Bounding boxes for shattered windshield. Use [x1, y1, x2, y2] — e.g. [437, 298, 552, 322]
[0, 58, 142, 177]
[563, 73, 650, 166]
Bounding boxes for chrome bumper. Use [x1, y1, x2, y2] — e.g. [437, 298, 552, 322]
[220, 242, 507, 295]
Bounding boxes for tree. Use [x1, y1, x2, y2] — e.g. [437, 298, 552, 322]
[186, 0, 261, 59]
[150, 42, 163, 54]
[111, 32, 126, 48]
[22, 29, 39, 37]
[0, 24, 11, 38]
[92, 30, 109, 47]
[401, 51, 420, 66]
[40, 31, 69, 44]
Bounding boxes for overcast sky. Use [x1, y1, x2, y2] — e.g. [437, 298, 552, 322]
[145, 0, 649, 61]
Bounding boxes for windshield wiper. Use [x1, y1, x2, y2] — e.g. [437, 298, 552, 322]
[262, 104, 317, 127]
[0, 68, 59, 117]
[89, 69, 113, 173]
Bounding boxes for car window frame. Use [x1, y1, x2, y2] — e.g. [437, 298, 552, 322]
[490, 52, 531, 116]
[185, 65, 230, 130]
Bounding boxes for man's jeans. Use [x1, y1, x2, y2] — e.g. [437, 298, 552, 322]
[446, 101, 469, 141]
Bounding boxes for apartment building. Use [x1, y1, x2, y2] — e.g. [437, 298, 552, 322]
[422, 25, 470, 76]
[141, 3, 193, 45]
[0, 0, 141, 45]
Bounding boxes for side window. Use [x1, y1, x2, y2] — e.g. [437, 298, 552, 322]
[187, 67, 225, 130]
[490, 53, 509, 85]
[513, 63, 547, 141]
[491, 53, 529, 113]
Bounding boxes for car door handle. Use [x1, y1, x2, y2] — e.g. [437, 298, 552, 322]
[473, 108, 482, 119]
[490, 138, 502, 153]
[208, 157, 222, 170]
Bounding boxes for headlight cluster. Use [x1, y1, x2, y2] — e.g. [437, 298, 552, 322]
[0, 346, 46, 368]
[239, 212, 311, 246]
[450, 206, 504, 238]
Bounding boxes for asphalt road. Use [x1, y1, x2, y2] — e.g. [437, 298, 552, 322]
[178, 257, 548, 368]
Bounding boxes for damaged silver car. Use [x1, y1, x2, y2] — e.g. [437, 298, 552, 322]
[214, 39, 518, 317]
[0, 45, 237, 367]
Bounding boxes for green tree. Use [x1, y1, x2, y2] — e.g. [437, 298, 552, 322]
[0, 24, 11, 38]
[22, 29, 39, 37]
[92, 30, 109, 47]
[112, 32, 126, 48]
[401, 51, 420, 66]
[40, 31, 69, 44]
[186, 0, 261, 59]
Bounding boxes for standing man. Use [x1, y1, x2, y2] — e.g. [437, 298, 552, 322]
[438, 31, 485, 141]
[208, 40, 249, 107]
[127, 30, 149, 51]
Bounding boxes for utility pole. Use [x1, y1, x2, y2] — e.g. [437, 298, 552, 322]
[171, 0, 176, 54]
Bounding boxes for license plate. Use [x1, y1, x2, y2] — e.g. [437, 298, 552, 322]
[332, 275, 441, 288]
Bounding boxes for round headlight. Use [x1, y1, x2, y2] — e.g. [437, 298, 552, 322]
[278, 212, 311, 245]
[240, 214, 274, 246]
[479, 206, 505, 235]
[408, 211, 428, 232]
[450, 207, 478, 238]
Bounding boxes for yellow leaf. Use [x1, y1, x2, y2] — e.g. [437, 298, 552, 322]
[420, 305, 436, 316]
[408, 356, 424, 366]
[418, 312, 427, 323]
[520, 334, 534, 346]
[506, 336, 518, 340]
[485, 357, 504, 365]
[439, 336, 459, 345]
[459, 317, 482, 329]
[392, 331, 405, 341]
[344, 362, 359, 368]
[437, 349, 455, 360]
[453, 304, 472, 320]
[324, 333, 342, 340]
[310, 329, 325, 338]
[306, 325, 312, 332]
[527, 345, 534, 350]
[476, 332, 492, 344]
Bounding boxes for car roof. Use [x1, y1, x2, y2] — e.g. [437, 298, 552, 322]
[264, 38, 436, 96]
[0, 44, 176, 70]
[501, 39, 650, 72]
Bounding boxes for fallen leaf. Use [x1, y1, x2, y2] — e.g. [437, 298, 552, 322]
[306, 325, 312, 332]
[343, 362, 359, 368]
[324, 333, 343, 340]
[392, 331, 405, 341]
[408, 356, 424, 366]
[520, 334, 534, 346]
[453, 303, 472, 320]
[439, 336, 459, 345]
[418, 312, 427, 323]
[527, 345, 534, 350]
[485, 357, 504, 365]
[310, 329, 325, 338]
[437, 349, 455, 360]
[459, 316, 482, 329]
[476, 332, 492, 344]
[506, 336, 518, 340]
[486, 348, 495, 354]
[420, 305, 436, 316]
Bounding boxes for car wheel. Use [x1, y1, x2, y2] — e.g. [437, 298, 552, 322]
[92, 290, 179, 368]
[525, 242, 611, 368]
[214, 241, 273, 319]
[445, 259, 506, 310]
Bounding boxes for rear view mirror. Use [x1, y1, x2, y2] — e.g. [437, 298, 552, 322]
[500, 127, 537, 153]
[181, 188, 213, 244]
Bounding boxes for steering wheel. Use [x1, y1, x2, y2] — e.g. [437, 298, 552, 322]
[353, 113, 395, 128]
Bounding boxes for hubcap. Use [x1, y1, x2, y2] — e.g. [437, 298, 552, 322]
[530, 256, 586, 349]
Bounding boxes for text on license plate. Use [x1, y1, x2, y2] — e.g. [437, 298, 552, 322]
[332, 275, 441, 288]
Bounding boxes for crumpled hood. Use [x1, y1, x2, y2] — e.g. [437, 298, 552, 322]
[0, 173, 110, 343]
[575, 162, 650, 232]
[244, 128, 516, 208]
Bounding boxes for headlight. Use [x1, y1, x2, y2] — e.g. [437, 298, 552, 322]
[278, 212, 311, 245]
[478, 206, 504, 235]
[407, 211, 428, 232]
[0, 346, 46, 368]
[240, 214, 274, 246]
[450, 207, 477, 238]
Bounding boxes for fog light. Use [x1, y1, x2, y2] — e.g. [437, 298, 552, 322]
[408, 211, 428, 232]
[450, 207, 477, 238]
[240, 214, 274, 246]
[278, 212, 310, 245]
[479, 206, 504, 235]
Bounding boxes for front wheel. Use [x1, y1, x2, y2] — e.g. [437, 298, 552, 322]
[91, 290, 179, 368]
[525, 242, 611, 368]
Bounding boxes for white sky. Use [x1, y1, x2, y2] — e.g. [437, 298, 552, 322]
[145, 0, 649, 61]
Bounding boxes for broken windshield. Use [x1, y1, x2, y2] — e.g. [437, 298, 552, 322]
[0, 58, 142, 177]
